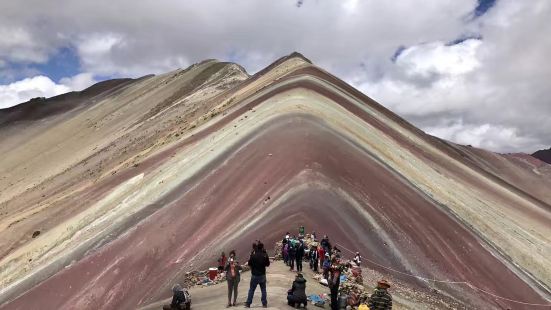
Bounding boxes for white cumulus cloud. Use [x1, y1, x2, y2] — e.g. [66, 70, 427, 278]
[0, 73, 96, 109]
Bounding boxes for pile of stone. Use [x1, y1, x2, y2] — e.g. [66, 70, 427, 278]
[338, 262, 372, 307]
[274, 241, 284, 260]
[179, 263, 250, 289]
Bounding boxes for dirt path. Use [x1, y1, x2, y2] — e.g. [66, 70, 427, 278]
[140, 260, 330, 310]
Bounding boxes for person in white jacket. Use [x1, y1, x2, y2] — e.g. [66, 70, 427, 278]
[353, 252, 362, 267]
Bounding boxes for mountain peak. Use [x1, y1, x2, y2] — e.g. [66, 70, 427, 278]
[532, 147, 551, 164]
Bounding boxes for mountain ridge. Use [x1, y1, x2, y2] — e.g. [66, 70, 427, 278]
[0, 52, 549, 309]
[532, 147, 551, 164]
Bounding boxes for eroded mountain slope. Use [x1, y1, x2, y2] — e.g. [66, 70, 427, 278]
[0, 53, 549, 309]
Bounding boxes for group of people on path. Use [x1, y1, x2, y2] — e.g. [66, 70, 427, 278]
[280, 226, 392, 310]
[166, 225, 392, 309]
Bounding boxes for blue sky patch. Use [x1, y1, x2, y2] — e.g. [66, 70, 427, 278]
[0, 47, 81, 84]
[391, 46, 407, 62]
[446, 34, 483, 46]
[474, 0, 497, 17]
[34, 47, 81, 82]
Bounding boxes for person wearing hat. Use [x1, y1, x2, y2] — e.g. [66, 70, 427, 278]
[287, 273, 308, 308]
[368, 279, 392, 310]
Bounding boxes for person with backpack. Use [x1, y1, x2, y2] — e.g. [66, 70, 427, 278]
[163, 284, 190, 310]
[288, 242, 297, 271]
[295, 241, 305, 272]
[245, 242, 270, 308]
[225, 250, 242, 307]
[287, 273, 308, 308]
[368, 279, 393, 310]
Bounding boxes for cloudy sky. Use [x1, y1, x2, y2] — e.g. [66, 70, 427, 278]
[0, 0, 549, 153]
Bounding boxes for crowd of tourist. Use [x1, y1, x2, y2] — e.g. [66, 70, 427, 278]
[166, 226, 392, 309]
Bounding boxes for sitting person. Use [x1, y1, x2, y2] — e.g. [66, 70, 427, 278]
[163, 284, 190, 310]
[287, 273, 308, 308]
[368, 279, 392, 310]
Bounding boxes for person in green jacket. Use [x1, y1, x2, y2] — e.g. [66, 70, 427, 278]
[368, 279, 392, 310]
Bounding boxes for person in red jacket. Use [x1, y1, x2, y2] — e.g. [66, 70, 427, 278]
[317, 246, 325, 271]
[218, 251, 227, 272]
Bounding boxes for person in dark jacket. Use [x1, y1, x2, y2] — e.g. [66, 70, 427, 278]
[225, 250, 242, 307]
[368, 279, 392, 310]
[309, 245, 319, 272]
[288, 242, 296, 271]
[245, 242, 270, 308]
[283, 243, 290, 266]
[295, 242, 305, 272]
[320, 235, 332, 255]
[287, 273, 308, 308]
[328, 266, 341, 310]
[162, 284, 190, 310]
[322, 254, 331, 279]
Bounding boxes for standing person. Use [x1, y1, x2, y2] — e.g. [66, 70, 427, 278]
[353, 252, 362, 267]
[225, 250, 242, 307]
[288, 242, 296, 271]
[310, 245, 319, 272]
[218, 252, 227, 272]
[318, 246, 325, 271]
[245, 242, 270, 308]
[321, 235, 332, 255]
[368, 279, 392, 309]
[328, 264, 341, 310]
[283, 243, 289, 266]
[295, 241, 305, 272]
[299, 225, 305, 237]
[322, 254, 331, 279]
[311, 231, 317, 241]
[309, 245, 315, 270]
